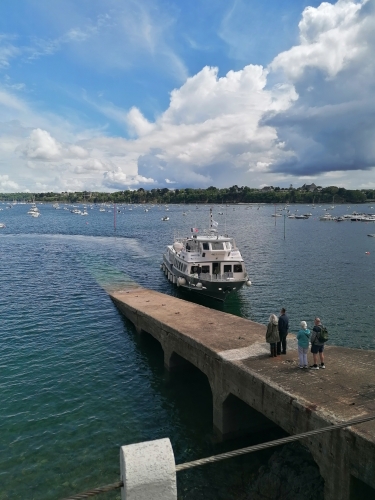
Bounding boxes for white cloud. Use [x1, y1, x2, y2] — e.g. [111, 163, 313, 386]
[0, 174, 19, 191]
[0, 36, 19, 69]
[102, 167, 155, 189]
[21, 128, 89, 161]
[266, 0, 375, 177]
[1, 0, 375, 192]
[271, 0, 365, 79]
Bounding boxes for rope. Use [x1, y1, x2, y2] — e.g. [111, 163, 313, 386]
[61, 413, 375, 498]
[61, 481, 123, 499]
[175, 413, 375, 472]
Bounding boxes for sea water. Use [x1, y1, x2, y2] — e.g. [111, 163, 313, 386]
[0, 202, 374, 499]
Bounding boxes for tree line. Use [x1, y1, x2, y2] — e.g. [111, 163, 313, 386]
[1, 185, 374, 204]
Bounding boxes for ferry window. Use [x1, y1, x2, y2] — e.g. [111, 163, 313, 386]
[190, 266, 198, 274]
[225, 242, 231, 250]
[203, 243, 209, 250]
[224, 265, 232, 273]
[202, 265, 210, 273]
[234, 264, 243, 272]
[211, 242, 224, 250]
[183, 265, 187, 272]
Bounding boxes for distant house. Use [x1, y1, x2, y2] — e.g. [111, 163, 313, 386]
[301, 183, 317, 192]
[261, 186, 274, 192]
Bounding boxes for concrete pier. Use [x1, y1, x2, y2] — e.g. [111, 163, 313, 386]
[110, 288, 375, 500]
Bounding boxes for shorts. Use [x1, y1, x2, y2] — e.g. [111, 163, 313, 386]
[311, 344, 324, 354]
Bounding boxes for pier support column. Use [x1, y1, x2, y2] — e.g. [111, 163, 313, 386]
[305, 430, 351, 500]
[120, 438, 177, 500]
[164, 348, 194, 372]
[213, 391, 277, 441]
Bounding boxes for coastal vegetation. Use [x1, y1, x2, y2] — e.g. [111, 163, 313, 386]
[0, 185, 373, 204]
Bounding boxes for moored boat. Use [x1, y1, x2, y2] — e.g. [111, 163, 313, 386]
[161, 209, 251, 300]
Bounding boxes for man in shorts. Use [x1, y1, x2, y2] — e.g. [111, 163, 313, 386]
[310, 317, 325, 369]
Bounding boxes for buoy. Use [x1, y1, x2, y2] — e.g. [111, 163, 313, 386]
[365, 252, 370, 255]
[246, 280, 252, 286]
[196, 282, 203, 288]
[177, 277, 186, 286]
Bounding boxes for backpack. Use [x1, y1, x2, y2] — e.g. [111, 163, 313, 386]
[317, 325, 329, 343]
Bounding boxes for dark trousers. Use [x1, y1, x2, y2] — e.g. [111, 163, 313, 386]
[270, 343, 277, 357]
[277, 333, 288, 354]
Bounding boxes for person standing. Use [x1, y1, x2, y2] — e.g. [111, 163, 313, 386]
[296, 321, 310, 368]
[310, 317, 326, 369]
[277, 308, 289, 354]
[266, 314, 280, 357]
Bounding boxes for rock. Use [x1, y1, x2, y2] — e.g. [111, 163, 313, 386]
[247, 442, 324, 500]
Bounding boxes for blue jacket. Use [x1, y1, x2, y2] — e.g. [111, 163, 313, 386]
[297, 328, 311, 348]
[278, 314, 289, 335]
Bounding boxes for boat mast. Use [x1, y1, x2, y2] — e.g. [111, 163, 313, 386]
[210, 207, 213, 230]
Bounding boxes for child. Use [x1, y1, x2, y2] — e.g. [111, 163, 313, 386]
[297, 321, 310, 368]
[266, 314, 280, 357]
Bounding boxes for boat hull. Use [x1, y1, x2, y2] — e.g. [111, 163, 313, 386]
[162, 256, 246, 301]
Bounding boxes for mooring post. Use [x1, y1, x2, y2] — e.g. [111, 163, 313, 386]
[120, 438, 177, 500]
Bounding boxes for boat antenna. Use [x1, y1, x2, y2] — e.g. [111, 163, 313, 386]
[225, 204, 227, 235]
[210, 207, 213, 230]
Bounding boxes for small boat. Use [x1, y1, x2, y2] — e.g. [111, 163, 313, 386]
[295, 215, 308, 219]
[161, 216, 169, 221]
[0, 223, 6, 228]
[367, 234, 375, 237]
[271, 214, 282, 217]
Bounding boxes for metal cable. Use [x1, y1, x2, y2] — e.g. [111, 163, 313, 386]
[175, 413, 375, 472]
[61, 481, 123, 500]
[61, 413, 375, 498]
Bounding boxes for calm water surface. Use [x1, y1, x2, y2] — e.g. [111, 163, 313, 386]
[0, 202, 374, 499]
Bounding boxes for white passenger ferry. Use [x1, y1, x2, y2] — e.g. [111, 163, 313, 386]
[161, 209, 251, 300]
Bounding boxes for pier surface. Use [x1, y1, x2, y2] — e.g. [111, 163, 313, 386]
[110, 288, 375, 500]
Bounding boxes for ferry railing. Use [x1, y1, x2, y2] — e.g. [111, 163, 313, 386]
[61, 413, 375, 500]
[190, 272, 236, 282]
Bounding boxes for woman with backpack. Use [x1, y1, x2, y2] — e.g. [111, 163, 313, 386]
[266, 314, 280, 357]
[297, 321, 310, 368]
[310, 317, 326, 369]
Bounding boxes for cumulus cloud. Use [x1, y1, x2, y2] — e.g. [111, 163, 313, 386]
[267, 0, 375, 176]
[0, 174, 19, 191]
[118, 64, 297, 186]
[102, 167, 155, 189]
[1, 0, 375, 191]
[21, 128, 89, 161]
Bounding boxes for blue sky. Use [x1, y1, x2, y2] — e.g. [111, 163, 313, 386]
[0, 0, 374, 192]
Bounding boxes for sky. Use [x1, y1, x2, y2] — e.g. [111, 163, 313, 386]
[0, 0, 374, 193]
